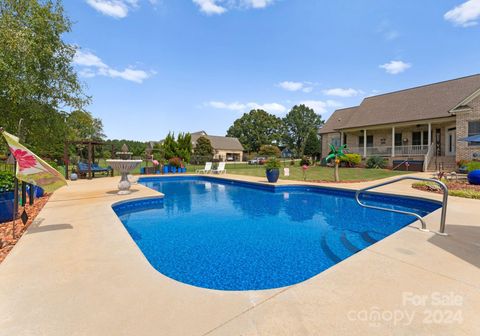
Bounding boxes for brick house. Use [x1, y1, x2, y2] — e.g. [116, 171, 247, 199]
[320, 74, 480, 171]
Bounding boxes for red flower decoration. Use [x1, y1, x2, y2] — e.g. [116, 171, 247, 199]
[12, 148, 37, 171]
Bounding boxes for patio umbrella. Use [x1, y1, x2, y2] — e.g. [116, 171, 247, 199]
[458, 134, 480, 143]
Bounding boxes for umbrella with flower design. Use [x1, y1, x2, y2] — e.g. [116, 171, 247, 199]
[1, 129, 67, 193]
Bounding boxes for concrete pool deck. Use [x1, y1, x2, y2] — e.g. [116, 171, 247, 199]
[0, 173, 479, 335]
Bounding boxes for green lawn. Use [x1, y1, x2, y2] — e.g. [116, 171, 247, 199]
[187, 163, 409, 182]
[92, 160, 408, 182]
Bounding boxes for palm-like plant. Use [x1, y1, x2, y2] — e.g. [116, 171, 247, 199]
[326, 144, 347, 182]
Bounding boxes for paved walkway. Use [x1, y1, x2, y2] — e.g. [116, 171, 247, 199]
[0, 173, 479, 336]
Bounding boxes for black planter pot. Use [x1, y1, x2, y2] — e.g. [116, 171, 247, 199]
[266, 168, 280, 183]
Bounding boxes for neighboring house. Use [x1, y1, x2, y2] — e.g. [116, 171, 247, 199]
[281, 148, 293, 158]
[191, 131, 244, 162]
[320, 74, 480, 171]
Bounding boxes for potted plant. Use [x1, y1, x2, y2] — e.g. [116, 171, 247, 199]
[70, 167, 78, 181]
[265, 157, 281, 183]
[0, 171, 15, 223]
[168, 157, 182, 173]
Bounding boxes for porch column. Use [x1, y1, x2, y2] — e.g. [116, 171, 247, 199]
[340, 131, 344, 146]
[363, 129, 367, 158]
[428, 123, 432, 147]
[391, 127, 395, 157]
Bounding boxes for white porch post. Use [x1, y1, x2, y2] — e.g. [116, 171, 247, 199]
[428, 123, 432, 146]
[363, 129, 367, 158]
[340, 131, 344, 146]
[391, 127, 395, 157]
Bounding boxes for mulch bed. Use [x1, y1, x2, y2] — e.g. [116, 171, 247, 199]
[0, 194, 50, 263]
[412, 181, 480, 194]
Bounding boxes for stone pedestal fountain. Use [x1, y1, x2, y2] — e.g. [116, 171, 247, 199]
[107, 144, 142, 195]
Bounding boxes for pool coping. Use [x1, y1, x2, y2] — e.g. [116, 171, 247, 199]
[0, 173, 479, 335]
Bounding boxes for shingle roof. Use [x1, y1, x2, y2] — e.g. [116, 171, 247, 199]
[321, 74, 480, 133]
[318, 107, 358, 134]
[191, 132, 244, 151]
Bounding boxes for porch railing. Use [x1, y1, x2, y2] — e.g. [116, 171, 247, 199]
[423, 142, 435, 171]
[347, 145, 429, 157]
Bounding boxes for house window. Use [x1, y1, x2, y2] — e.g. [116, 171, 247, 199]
[423, 131, 429, 146]
[412, 132, 421, 146]
[395, 133, 402, 147]
[468, 121, 480, 147]
[343, 133, 347, 145]
[331, 136, 341, 147]
[359, 135, 373, 147]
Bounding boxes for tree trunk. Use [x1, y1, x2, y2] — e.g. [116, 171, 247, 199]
[334, 162, 339, 182]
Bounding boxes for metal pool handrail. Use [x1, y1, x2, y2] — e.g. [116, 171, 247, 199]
[355, 176, 448, 236]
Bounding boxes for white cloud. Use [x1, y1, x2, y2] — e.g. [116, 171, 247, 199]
[379, 60, 411, 75]
[192, 0, 226, 15]
[240, 0, 274, 9]
[377, 20, 400, 41]
[208, 101, 246, 111]
[192, 0, 275, 15]
[86, 0, 143, 18]
[74, 50, 153, 83]
[74, 50, 107, 68]
[444, 0, 480, 27]
[278, 81, 303, 91]
[300, 100, 342, 115]
[247, 102, 286, 114]
[277, 81, 314, 93]
[206, 98, 343, 116]
[323, 88, 363, 97]
[206, 101, 287, 114]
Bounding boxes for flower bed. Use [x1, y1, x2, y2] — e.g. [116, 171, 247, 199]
[0, 194, 50, 263]
[412, 181, 480, 200]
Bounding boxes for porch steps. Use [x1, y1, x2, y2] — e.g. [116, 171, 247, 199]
[427, 156, 457, 172]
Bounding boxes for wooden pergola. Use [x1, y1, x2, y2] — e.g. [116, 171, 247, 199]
[63, 140, 114, 179]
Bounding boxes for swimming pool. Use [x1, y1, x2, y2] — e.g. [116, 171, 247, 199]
[113, 176, 441, 291]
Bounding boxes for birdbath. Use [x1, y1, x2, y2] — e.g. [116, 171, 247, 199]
[107, 144, 142, 195]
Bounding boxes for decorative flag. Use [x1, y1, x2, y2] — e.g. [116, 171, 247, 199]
[1, 129, 67, 193]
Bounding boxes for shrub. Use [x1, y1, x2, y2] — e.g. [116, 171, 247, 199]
[466, 161, 480, 172]
[265, 157, 281, 170]
[340, 153, 361, 167]
[0, 171, 15, 193]
[258, 145, 281, 158]
[168, 157, 182, 168]
[366, 156, 387, 169]
[300, 156, 311, 166]
[290, 159, 295, 166]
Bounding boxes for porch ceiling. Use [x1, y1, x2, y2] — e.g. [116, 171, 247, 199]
[339, 116, 456, 133]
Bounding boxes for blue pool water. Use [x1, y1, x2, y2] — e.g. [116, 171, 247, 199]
[113, 176, 441, 291]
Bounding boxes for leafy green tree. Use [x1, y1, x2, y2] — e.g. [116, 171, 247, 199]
[258, 145, 281, 158]
[193, 136, 213, 162]
[0, 0, 90, 158]
[66, 110, 105, 141]
[226, 109, 283, 152]
[304, 129, 322, 160]
[176, 132, 192, 163]
[283, 105, 323, 157]
[162, 132, 177, 160]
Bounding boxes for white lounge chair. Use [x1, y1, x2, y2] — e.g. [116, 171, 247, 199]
[196, 162, 212, 174]
[212, 162, 226, 174]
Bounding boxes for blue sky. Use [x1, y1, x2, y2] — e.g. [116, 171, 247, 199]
[65, 0, 480, 141]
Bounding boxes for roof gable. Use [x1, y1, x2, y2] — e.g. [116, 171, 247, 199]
[321, 74, 480, 132]
[191, 132, 244, 151]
